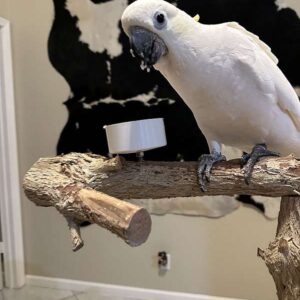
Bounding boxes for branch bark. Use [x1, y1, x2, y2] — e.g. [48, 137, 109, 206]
[23, 152, 300, 299]
[23, 152, 300, 249]
[23, 153, 152, 250]
[258, 196, 300, 300]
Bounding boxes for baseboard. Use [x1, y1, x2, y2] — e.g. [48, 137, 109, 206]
[26, 275, 244, 300]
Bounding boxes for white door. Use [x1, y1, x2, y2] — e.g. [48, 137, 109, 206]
[0, 18, 25, 289]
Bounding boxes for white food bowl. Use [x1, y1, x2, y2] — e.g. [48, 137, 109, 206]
[103, 118, 167, 154]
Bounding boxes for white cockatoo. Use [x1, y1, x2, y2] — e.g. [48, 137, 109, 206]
[121, 0, 300, 189]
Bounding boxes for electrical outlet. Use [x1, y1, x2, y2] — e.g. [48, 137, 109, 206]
[158, 251, 171, 271]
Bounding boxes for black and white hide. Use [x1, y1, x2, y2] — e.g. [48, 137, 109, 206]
[48, 0, 300, 219]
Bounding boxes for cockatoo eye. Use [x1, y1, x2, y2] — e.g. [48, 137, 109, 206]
[154, 11, 167, 29]
[156, 13, 165, 23]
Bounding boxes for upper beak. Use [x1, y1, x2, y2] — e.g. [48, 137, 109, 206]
[129, 26, 168, 66]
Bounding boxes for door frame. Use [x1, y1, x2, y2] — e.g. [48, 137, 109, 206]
[0, 17, 25, 288]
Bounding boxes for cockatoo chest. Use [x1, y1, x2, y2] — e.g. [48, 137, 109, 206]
[157, 48, 272, 149]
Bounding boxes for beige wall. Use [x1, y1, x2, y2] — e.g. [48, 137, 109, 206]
[3, 0, 298, 299]
[276, 0, 300, 15]
[0, 1, 8, 17]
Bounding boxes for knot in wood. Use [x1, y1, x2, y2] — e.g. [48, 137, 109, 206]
[278, 238, 289, 256]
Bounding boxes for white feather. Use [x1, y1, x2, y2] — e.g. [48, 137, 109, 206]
[226, 22, 279, 65]
[122, 0, 300, 156]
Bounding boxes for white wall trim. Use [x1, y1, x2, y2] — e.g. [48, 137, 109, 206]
[27, 275, 245, 300]
[0, 17, 25, 288]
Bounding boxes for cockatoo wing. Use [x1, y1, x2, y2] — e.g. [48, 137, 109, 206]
[274, 68, 300, 131]
[227, 22, 300, 132]
[226, 22, 279, 65]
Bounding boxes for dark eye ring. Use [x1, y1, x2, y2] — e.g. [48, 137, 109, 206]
[156, 13, 165, 24]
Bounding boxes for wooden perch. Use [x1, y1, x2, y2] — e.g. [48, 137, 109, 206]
[23, 152, 300, 299]
[23, 152, 300, 248]
[23, 154, 152, 251]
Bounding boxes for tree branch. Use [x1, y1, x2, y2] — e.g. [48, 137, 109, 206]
[23, 152, 300, 251]
[23, 153, 152, 250]
[23, 152, 300, 299]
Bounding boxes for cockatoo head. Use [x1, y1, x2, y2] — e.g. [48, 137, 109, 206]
[122, 0, 192, 68]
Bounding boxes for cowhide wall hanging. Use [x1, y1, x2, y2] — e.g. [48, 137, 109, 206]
[48, 0, 300, 219]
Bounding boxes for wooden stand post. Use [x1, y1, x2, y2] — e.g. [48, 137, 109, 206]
[259, 196, 300, 300]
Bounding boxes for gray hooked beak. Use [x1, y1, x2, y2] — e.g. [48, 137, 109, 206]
[129, 26, 168, 67]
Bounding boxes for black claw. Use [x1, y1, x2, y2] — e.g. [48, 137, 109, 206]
[199, 180, 207, 192]
[197, 159, 208, 192]
[205, 166, 212, 183]
[244, 158, 257, 185]
[240, 152, 251, 167]
[241, 144, 279, 184]
[198, 151, 226, 192]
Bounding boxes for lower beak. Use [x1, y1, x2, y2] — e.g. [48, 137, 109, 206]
[129, 26, 168, 66]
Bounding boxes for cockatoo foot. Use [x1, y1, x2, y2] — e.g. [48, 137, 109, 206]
[198, 150, 226, 192]
[241, 144, 279, 185]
